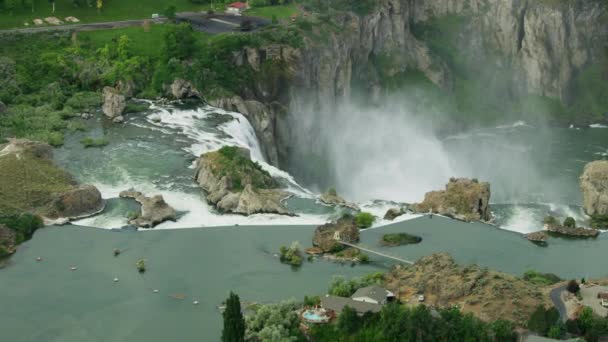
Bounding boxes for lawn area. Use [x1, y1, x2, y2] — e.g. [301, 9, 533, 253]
[244, 4, 299, 19]
[0, 0, 209, 30]
[78, 24, 211, 59]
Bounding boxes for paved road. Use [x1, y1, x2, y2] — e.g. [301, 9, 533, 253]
[550, 285, 568, 322]
[0, 12, 269, 35]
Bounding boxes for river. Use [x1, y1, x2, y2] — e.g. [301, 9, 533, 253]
[1, 102, 608, 341]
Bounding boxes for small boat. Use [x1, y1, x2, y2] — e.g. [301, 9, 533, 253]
[113, 277, 119, 282]
[70, 266, 77, 271]
[153, 289, 159, 293]
[193, 300, 199, 305]
[36, 257, 42, 261]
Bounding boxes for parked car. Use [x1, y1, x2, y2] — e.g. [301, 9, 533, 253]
[418, 294, 425, 302]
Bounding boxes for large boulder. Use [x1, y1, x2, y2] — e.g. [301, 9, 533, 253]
[47, 184, 104, 219]
[170, 79, 200, 99]
[412, 178, 491, 222]
[119, 190, 177, 228]
[194, 146, 290, 215]
[0, 139, 104, 221]
[580, 160, 608, 216]
[102, 86, 126, 119]
[312, 215, 359, 252]
[384, 208, 405, 221]
[0, 224, 17, 258]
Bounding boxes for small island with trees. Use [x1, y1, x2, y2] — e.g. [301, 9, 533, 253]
[380, 232, 422, 247]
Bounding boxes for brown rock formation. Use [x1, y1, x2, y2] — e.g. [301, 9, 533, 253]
[580, 160, 608, 216]
[312, 215, 359, 252]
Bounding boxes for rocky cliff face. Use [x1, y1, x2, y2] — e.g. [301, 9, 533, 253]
[210, 0, 607, 169]
[580, 160, 608, 216]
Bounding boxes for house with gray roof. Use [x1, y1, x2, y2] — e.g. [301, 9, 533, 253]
[320, 286, 395, 316]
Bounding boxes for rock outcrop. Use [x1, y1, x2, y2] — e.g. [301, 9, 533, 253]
[0, 139, 104, 221]
[412, 178, 491, 222]
[545, 224, 599, 238]
[170, 79, 200, 99]
[525, 231, 548, 245]
[319, 188, 359, 211]
[385, 253, 551, 325]
[119, 190, 177, 228]
[384, 208, 405, 221]
[0, 224, 17, 258]
[194, 146, 291, 215]
[102, 86, 126, 119]
[47, 184, 104, 219]
[312, 215, 359, 252]
[580, 160, 608, 216]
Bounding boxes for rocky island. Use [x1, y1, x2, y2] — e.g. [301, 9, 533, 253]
[194, 146, 291, 215]
[412, 178, 491, 222]
[0, 139, 104, 222]
[118, 190, 177, 228]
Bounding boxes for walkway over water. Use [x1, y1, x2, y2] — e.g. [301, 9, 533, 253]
[337, 240, 415, 265]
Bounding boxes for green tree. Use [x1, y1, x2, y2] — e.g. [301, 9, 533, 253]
[563, 216, 576, 228]
[337, 306, 360, 335]
[567, 280, 580, 294]
[222, 292, 245, 342]
[528, 305, 560, 336]
[161, 23, 197, 61]
[164, 5, 177, 21]
[547, 321, 566, 339]
[491, 319, 517, 341]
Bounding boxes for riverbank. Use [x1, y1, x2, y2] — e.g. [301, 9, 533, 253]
[2, 216, 608, 341]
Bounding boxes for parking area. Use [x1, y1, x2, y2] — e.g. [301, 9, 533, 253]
[580, 284, 608, 316]
[176, 13, 270, 34]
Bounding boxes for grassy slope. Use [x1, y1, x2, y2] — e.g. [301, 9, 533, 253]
[0, 152, 73, 214]
[0, 0, 208, 29]
[244, 4, 299, 19]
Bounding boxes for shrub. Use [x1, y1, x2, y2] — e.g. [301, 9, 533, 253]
[567, 280, 580, 294]
[528, 305, 560, 336]
[590, 214, 608, 229]
[279, 241, 303, 267]
[304, 295, 320, 306]
[522, 270, 561, 285]
[355, 212, 375, 228]
[381, 233, 422, 246]
[563, 217, 576, 228]
[81, 137, 109, 148]
[543, 216, 558, 226]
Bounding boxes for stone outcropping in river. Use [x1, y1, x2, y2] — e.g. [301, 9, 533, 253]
[194, 146, 291, 216]
[102, 86, 126, 119]
[119, 190, 177, 228]
[0, 139, 104, 221]
[208, 0, 607, 169]
[0, 224, 16, 258]
[580, 160, 608, 216]
[545, 223, 599, 238]
[412, 178, 491, 222]
[384, 207, 406, 221]
[318, 188, 359, 211]
[312, 215, 359, 252]
[525, 231, 548, 245]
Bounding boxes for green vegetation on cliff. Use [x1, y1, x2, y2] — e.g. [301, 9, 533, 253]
[354, 211, 375, 228]
[279, 241, 303, 267]
[522, 270, 561, 285]
[209, 146, 277, 191]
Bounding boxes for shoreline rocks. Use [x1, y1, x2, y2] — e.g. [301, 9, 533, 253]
[384, 207, 406, 221]
[194, 146, 291, 216]
[580, 160, 608, 216]
[412, 178, 491, 222]
[545, 224, 599, 238]
[0, 224, 17, 258]
[170, 79, 200, 99]
[119, 190, 177, 228]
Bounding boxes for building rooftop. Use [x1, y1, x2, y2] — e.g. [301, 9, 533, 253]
[320, 295, 382, 315]
[352, 285, 394, 303]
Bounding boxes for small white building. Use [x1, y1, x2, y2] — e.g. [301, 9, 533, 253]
[226, 2, 249, 15]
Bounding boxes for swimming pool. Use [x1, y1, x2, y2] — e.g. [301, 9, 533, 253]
[302, 309, 330, 323]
